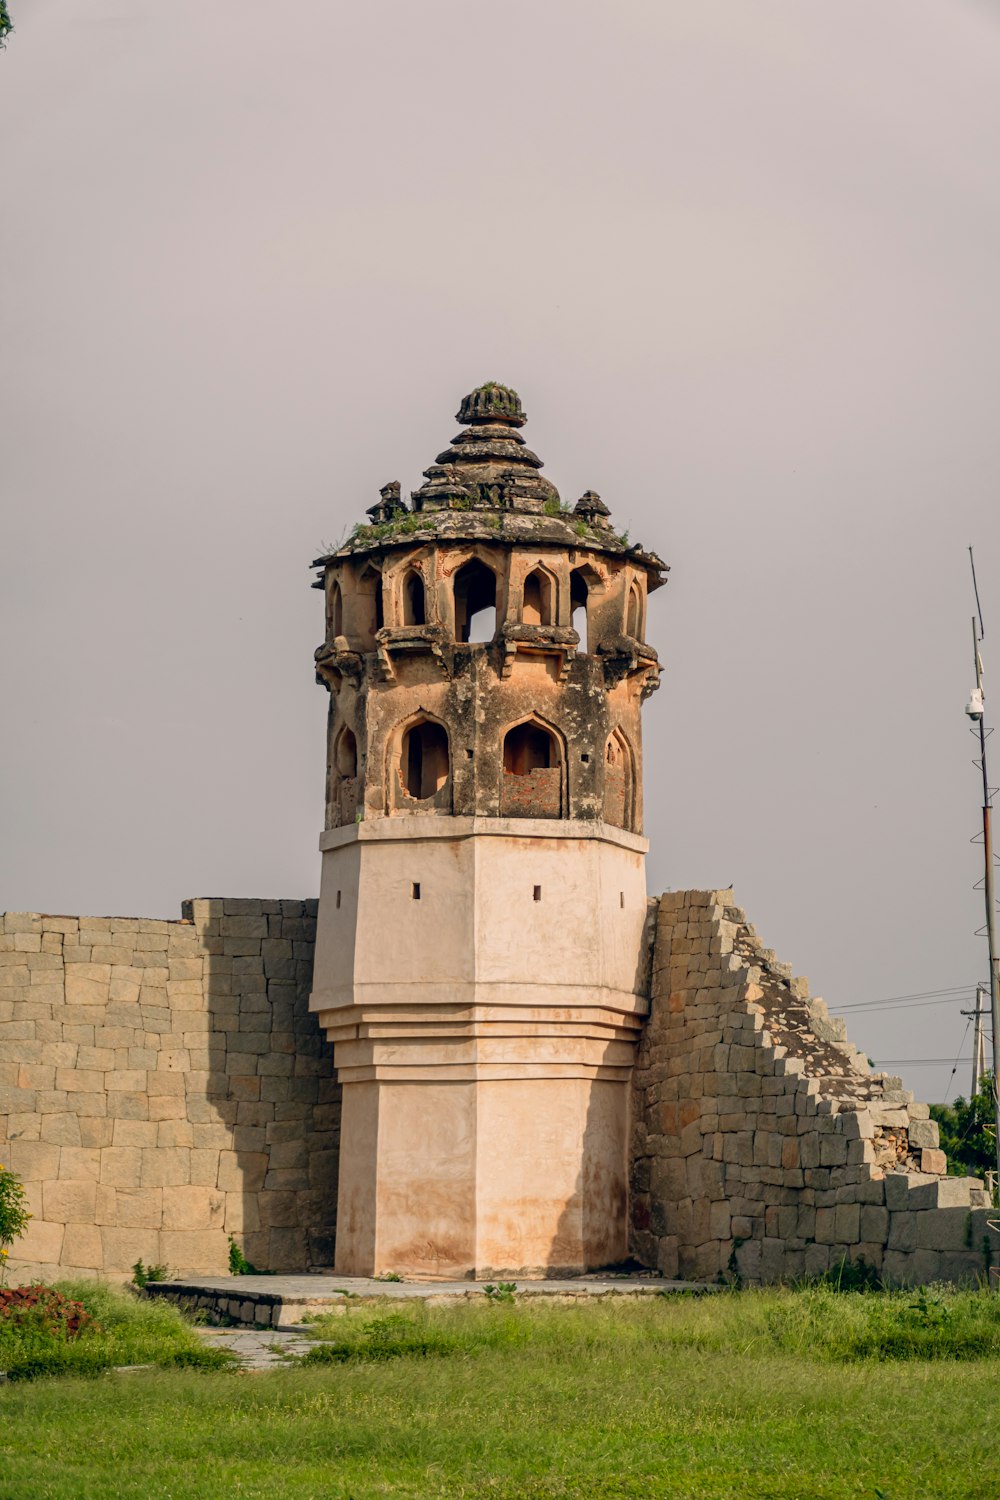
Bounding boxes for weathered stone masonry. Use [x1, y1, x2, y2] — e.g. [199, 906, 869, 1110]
[0, 901, 337, 1283]
[631, 889, 994, 1285]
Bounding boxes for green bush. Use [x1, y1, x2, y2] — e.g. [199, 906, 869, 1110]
[931, 1074, 998, 1180]
[228, 1235, 272, 1276]
[0, 1279, 233, 1381]
[131, 1260, 170, 1289]
[0, 1162, 31, 1280]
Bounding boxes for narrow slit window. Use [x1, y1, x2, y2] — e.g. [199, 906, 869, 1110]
[329, 581, 343, 639]
[533, 885, 542, 902]
[626, 582, 641, 639]
[619, 891, 625, 908]
[336, 890, 342, 909]
[412, 882, 421, 900]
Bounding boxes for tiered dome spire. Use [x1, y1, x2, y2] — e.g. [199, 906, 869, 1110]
[410, 383, 561, 514]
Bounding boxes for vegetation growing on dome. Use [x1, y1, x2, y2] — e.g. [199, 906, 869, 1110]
[347, 512, 432, 546]
[474, 381, 519, 400]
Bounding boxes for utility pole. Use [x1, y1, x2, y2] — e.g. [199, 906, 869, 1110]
[966, 547, 1000, 1196]
[961, 983, 988, 1097]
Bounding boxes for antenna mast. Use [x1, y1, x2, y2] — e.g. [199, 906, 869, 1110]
[966, 547, 1000, 1194]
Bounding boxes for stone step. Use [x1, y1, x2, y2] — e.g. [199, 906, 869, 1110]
[885, 1172, 989, 1212]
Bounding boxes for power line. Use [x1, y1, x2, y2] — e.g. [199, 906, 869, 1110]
[835, 985, 979, 1013]
[875, 1057, 975, 1066]
[837, 993, 978, 1016]
[943, 1018, 973, 1105]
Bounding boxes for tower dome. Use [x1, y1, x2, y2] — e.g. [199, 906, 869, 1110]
[311, 384, 666, 827]
[412, 380, 556, 512]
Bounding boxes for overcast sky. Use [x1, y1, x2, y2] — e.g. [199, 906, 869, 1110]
[3, 1, 999, 1105]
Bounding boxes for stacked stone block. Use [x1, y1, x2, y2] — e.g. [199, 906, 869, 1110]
[0, 900, 337, 1281]
[630, 889, 993, 1285]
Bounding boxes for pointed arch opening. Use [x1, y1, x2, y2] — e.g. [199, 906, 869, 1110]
[335, 725, 357, 777]
[359, 565, 384, 646]
[626, 581, 642, 640]
[501, 717, 565, 818]
[328, 580, 343, 639]
[454, 559, 497, 643]
[399, 718, 450, 803]
[331, 723, 359, 827]
[522, 567, 556, 627]
[570, 567, 593, 651]
[402, 569, 426, 626]
[603, 728, 636, 831]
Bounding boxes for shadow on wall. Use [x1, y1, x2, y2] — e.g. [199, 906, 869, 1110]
[190, 898, 340, 1272]
[501, 910, 655, 1280]
[540, 900, 656, 1276]
[547, 1075, 630, 1275]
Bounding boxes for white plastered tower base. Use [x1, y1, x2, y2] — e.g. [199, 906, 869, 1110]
[309, 816, 650, 1279]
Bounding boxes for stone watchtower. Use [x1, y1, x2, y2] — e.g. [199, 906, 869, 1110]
[309, 384, 667, 1278]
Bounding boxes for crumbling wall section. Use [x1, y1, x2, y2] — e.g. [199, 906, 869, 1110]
[0, 900, 338, 1282]
[630, 889, 993, 1285]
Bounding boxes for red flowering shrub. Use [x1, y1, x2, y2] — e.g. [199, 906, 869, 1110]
[0, 1285, 99, 1340]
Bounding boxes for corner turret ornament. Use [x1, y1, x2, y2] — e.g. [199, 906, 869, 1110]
[366, 481, 406, 525]
[573, 490, 612, 530]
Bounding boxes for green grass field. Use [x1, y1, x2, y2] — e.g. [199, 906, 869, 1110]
[3, 1286, 1000, 1499]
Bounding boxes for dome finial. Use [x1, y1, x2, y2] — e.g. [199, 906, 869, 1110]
[456, 382, 525, 429]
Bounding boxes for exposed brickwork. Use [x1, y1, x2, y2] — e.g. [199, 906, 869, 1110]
[500, 767, 562, 818]
[0, 901, 337, 1281]
[603, 764, 626, 827]
[630, 890, 994, 1285]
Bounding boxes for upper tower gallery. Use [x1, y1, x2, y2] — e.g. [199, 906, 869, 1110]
[311, 384, 668, 831]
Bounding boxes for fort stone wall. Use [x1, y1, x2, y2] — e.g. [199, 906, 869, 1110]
[0, 901, 337, 1282]
[4, 886, 994, 1288]
[631, 889, 994, 1286]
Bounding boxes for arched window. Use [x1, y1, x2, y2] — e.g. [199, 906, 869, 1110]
[401, 719, 450, 800]
[402, 570, 426, 626]
[522, 568, 555, 627]
[328, 580, 343, 639]
[626, 582, 642, 639]
[359, 565, 384, 644]
[331, 724, 359, 827]
[603, 729, 635, 831]
[335, 725, 357, 777]
[454, 560, 497, 643]
[503, 721, 556, 774]
[570, 569, 590, 651]
[501, 719, 564, 818]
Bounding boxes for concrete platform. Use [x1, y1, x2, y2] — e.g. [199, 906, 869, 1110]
[145, 1273, 709, 1328]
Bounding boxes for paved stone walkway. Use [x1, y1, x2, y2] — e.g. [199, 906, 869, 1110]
[197, 1326, 315, 1371]
[148, 1272, 700, 1328]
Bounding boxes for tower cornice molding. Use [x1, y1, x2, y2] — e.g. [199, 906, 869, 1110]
[318, 815, 650, 855]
